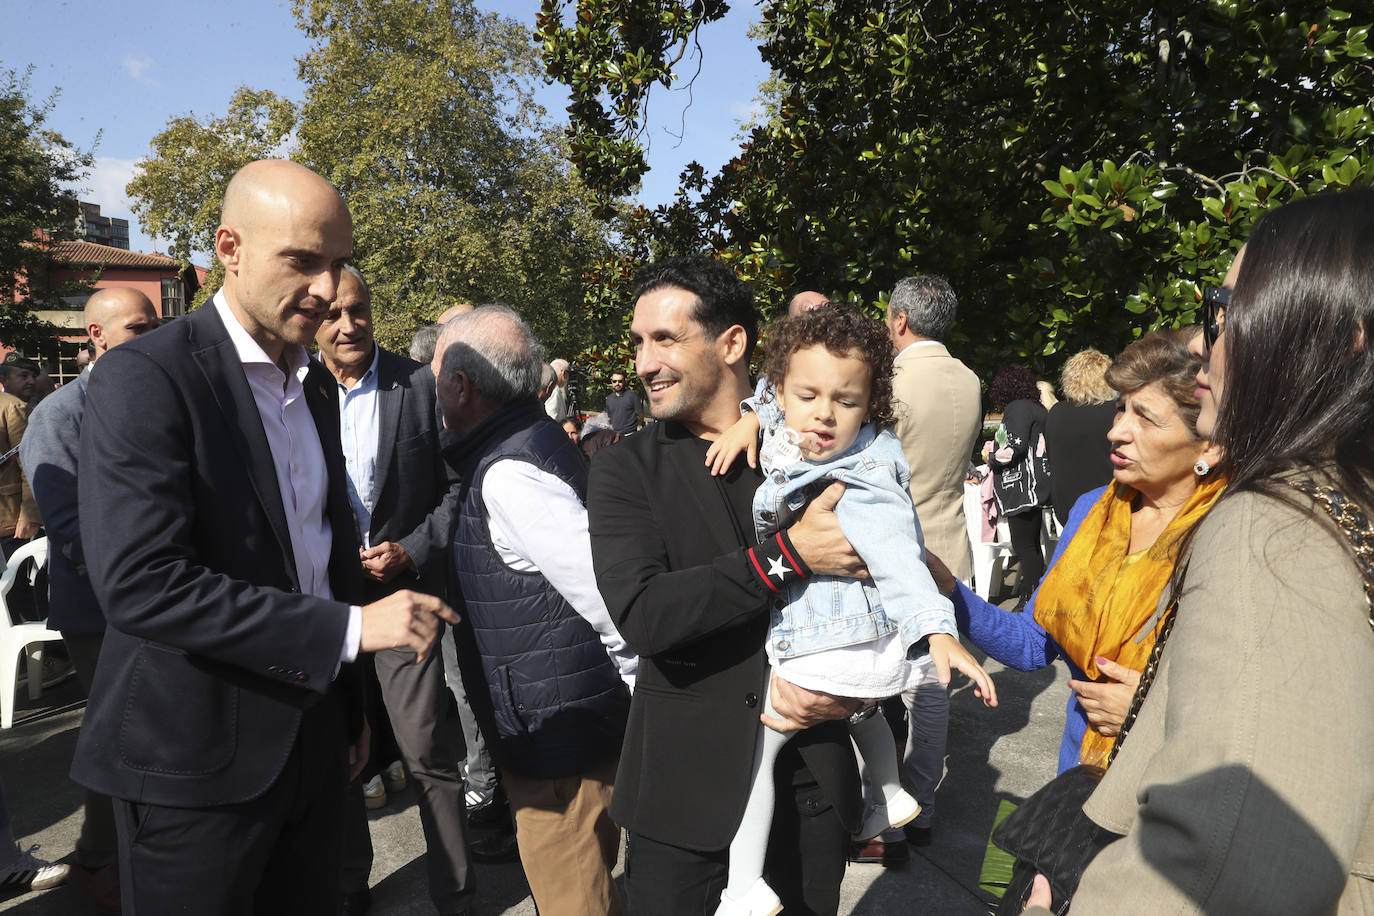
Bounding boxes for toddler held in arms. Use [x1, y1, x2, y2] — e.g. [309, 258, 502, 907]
[704, 304, 996, 916]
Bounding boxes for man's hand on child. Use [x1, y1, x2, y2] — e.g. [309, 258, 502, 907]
[704, 412, 760, 476]
[763, 673, 863, 732]
[788, 482, 868, 578]
[928, 633, 998, 707]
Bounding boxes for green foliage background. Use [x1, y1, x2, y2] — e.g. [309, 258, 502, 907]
[0, 66, 93, 350]
[538, 0, 1374, 384]
[126, 0, 613, 360]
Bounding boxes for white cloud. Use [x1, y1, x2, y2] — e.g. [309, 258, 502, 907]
[731, 100, 764, 126]
[81, 157, 140, 219]
[122, 55, 159, 87]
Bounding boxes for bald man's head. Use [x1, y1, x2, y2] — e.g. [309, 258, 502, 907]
[436, 303, 475, 324]
[214, 160, 354, 361]
[787, 290, 831, 317]
[85, 287, 159, 357]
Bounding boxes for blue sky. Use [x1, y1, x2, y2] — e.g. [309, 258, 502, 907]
[0, 0, 768, 258]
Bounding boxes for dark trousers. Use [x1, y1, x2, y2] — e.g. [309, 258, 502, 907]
[113, 698, 349, 916]
[64, 631, 118, 869]
[625, 755, 848, 916]
[342, 647, 473, 913]
[1005, 510, 1046, 600]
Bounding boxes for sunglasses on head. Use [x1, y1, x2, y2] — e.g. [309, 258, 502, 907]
[1201, 285, 1229, 351]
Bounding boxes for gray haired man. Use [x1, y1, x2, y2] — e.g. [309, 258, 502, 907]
[432, 307, 634, 915]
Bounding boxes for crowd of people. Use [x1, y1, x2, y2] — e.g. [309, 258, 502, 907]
[0, 159, 1369, 916]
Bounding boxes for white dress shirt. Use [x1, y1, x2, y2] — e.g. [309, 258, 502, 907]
[212, 292, 362, 663]
[482, 459, 638, 689]
[335, 346, 381, 546]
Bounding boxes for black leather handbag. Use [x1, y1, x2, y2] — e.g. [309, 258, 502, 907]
[991, 764, 1120, 915]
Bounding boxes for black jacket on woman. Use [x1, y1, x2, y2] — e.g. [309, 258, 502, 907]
[989, 398, 1051, 516]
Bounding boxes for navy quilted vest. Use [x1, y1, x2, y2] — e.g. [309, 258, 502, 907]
[449, 399, 628, 778]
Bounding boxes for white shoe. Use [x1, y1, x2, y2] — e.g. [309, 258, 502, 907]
[853, 789, 921, 842]
[0, 846, 68, 892]
[382, 759, 407, 794]
[714, 877, 782, 916]
[362, 774, 387, 810]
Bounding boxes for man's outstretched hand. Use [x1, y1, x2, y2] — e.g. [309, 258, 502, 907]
[359, 590, 459, 663]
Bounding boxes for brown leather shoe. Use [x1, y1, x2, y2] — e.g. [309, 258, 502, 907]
[847, 836, 909, 867]
[69, 862, 121, 914]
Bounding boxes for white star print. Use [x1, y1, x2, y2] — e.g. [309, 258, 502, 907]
[767, 555, 790, 580]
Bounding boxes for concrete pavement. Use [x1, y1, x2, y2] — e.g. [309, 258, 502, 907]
[0, 606, 1066, 915]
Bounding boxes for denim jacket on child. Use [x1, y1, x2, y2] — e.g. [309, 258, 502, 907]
[746, 394, 956, 659]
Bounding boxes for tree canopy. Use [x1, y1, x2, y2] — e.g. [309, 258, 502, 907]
[128, 0, 613, 358]
[538, 0, 1374, 381]
[0, 66, 92, 350]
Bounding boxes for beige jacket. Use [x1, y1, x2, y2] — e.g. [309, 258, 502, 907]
[1027, 487, 1374, 915]
[891, 342, 981, 582]
[0, 392, 39, 538]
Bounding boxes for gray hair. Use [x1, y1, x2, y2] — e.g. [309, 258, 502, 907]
[889, 274, 957, 341]
[342, 263, 369, 296]
[540, 363, 557, 389]
[550, 358, 569, 373]
[437, 304, 544, 406]
[409, 323, 442, 363]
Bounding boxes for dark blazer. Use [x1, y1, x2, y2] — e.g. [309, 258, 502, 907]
[19, 368, 100, 632]
[309, 347, 458, 604]
[588, 420, 862, 851]
[71, 303, 364, 808]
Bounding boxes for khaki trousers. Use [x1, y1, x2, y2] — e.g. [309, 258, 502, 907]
[502, 756, 622, 916]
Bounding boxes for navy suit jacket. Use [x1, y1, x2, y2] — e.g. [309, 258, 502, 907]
[310, 346, 459, 604]
[71, 303, 365, 808]
[20, 367, 100, 632]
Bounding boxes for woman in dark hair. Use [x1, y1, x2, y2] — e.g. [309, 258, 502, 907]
[984, 366, 1051, 612]
[1023, 191, 1374, 913]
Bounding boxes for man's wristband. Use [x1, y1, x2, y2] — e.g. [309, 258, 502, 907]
[747, 531, 813, 593]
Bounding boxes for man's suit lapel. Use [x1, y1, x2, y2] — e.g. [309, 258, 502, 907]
[370, 348, 403, 518]
[187, 306, 299, 584]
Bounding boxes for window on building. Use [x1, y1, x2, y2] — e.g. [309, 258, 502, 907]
[161, 277, 185, 318]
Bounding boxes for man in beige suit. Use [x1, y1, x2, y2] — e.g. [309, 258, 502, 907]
[882, 274, 981, 849]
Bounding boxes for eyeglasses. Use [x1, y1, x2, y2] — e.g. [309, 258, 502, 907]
[1201, 285, 1229, 351]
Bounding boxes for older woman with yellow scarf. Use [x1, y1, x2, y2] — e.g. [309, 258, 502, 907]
[938, 327, 1223, 772]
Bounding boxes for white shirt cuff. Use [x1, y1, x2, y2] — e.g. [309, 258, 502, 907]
[341, 605, 363, 663]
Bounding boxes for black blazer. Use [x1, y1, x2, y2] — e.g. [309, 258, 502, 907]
[309, 347, 459, 604]
[72, 303, 364, 808]
[588, 420, 861, 851]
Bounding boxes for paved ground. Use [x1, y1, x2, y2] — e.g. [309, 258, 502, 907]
[0, 596, 1065, 915]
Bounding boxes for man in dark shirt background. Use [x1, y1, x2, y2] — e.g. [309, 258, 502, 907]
[604, 371, 641, 435]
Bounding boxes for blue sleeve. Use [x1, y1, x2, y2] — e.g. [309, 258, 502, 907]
[833, 460, 957, 646]
[951, 484, 1106, 669]
[19, 392, 84, 564]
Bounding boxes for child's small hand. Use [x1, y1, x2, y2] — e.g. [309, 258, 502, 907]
[927, 633, 998, 707]
[704, 412, 761, 476]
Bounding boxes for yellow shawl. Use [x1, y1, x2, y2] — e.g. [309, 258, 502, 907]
[1033, 475, 1226, 766]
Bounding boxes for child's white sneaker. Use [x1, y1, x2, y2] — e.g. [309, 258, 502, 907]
[714, 877, 782, 916]
[853, 788, 921, 842]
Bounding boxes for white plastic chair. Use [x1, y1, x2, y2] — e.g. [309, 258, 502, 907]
[964, 482, 1014, 600]
[0, 538, 62, 728]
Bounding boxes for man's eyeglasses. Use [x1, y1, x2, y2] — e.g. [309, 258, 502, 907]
[1201, 285, 1229, 351]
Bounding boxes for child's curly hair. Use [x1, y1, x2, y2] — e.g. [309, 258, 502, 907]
[761, 304, 897, 428]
